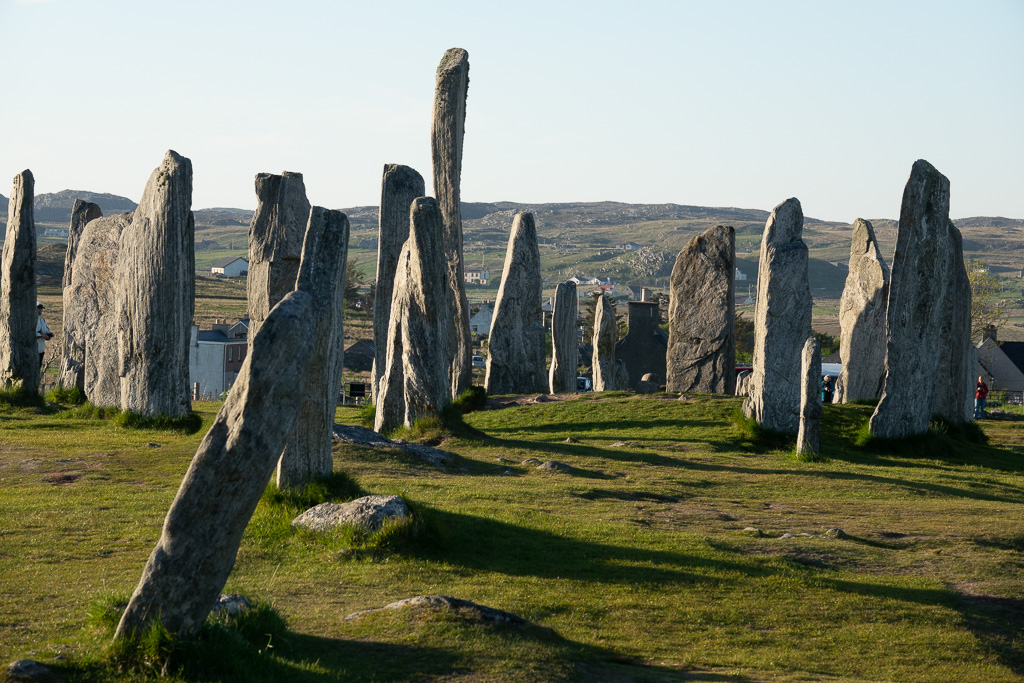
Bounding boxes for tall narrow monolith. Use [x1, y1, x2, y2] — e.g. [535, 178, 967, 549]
[796, 336, 822, 456]
[58, 200, 103, 390]
[116, 150, 194, 417]
[592, 294, 620, 392]
[835, 219, 889, 403]
[870, 160, 970, 438]
[114, 291, 316, 640]
[431, 47, 473, 399]
[666, 224, 736, 394]
[373, 164, 425, 403]
[375, 198, 452, 433]
[247, 172, 310, 344]
[0, 171, 38, 392]
[549, 281, 578, 394]
[485, 211, 546, 395]
[276, 207, 349, 489]
[743, 198, 812, 434]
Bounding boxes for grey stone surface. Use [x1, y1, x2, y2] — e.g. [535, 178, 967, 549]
[666, 224, 736, 394]
[743, 198, 812, 435]
[57, 200, 103, 390]
[292, 495, 410, 533]
[735, 369, 752, 397]
[375, 198, 452, 433]
[870, 160, 970, 438]
[116, 150, 194, 417]
[373, 164, 424, 403]
[276, 207, 349, 488]
[6, 659, 54, 681]
[616, 301, 667, 389]
[61, 213, 131, 406]
[115, 291, 316, 640]
[965, 345, 979, 422]
[835, 219, 889, 403]
[246, 172, 310, 344]
[591, 294, 619, 392]
[796, 337, 822, 456]
[332, 424, 452, 467]
[548, 281, 578, 393]
[485, 211, 546, 395]
[1, 171, 38, 393]
[432, 47, 473, 400]
[345, 595, 526, 625]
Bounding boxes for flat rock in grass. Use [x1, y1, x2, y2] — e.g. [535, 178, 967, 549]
[345, 595, 526, 625]
[743, 527, 764, 537]
[6, 659, 55, 681]
[292, 495, 409, 533]
[521, 458, 542, 466]
[212, 593, 251, 616]
[332, 424, 451, 467]
[563, 437, 579, 443]
[610, 441, 641, 447]
[537, 460, 572, 472]
[779, 533, 797, 539]
[825, 528, 848, 539]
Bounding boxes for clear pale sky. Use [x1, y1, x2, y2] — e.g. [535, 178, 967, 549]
[2, 0, 1021, 222]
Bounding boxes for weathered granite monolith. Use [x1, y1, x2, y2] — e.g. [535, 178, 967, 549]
[57, 200, 103, 390]
[373, 164, 425, 403]
[60, 213, 131, 404]
[375, 198, 452, 433]
[0, 171, 38, 392]
[592, 294, 620, 392]
[835, 219, 889, 403]
[796, 337, 822, 456]
[432, 47, 473, 399]
[247, 172, 310, 344]
[549, 281, 578, 393]
[276, 207, 349, 489]
[870, 160, 969, 438]
[485, 211, 546, 395]
[965, 345, 979, 422]
[114, 290, 317, 640]
[116, 151, 195, 417]
[743, 198, 812, 435]
[666, 224, 736, 394]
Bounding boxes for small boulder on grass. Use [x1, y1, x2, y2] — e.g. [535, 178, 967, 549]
[293, 495, 409, 533]
[6, 659, 55, 682]
[537, 461, 572, 472]
[344, 595, 527, 625]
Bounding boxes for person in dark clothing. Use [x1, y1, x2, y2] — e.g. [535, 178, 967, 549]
[821, 375, 834, 404]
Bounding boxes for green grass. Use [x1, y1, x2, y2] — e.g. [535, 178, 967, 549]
[1, 396, 1023, 681]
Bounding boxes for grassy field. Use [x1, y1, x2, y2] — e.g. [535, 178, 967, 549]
[1, 392, 1022, 681]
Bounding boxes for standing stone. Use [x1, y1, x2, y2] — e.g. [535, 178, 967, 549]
[835, 219, 889, 403]
[796, 337, 822, 456]
[57, 200, 103, 390]
[616, 300, 667, 389]
[666, 225, 736, 394]
[375, 198, 452, 433]
[431, 47, 473, 400]
[965, 345, 979, 422]
[0, 171, 38, 393]
[247, 172, 311, 344]
[61, 213, 131, 405]
[485, 212, 546, 395]
[114, 291, 317, 640]
[743, 198, 812, 435]
[276, 207, 349, 488]
[870, 160, 969, 438]
[373, 164, 424, 403]
[549, 281, 578, 394]
[592, 294, 620, 392]
[116, 151, 195, 418]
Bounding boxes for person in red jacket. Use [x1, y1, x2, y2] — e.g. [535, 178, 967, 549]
[974, 376, 989, 420]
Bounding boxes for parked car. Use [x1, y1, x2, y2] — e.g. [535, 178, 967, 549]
[472, 355, 485, 367]
[576, 377, 592, 392]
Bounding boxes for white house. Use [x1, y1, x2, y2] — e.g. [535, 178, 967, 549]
[735, 268, 747, 282]
[470, 303, 493, 335]
[211, 256, 249, 277]
[465, 268, 490, 285]
[189, 321, 249, 399]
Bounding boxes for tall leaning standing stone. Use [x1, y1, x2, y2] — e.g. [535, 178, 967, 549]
[592, 294, 619, 392]
[485, 211, 546, 395]
[375, 198, 452, 433]
[247, 172, 310, 344]
[743, 198, 812, 435]
[796, 336, 822, 456]
[58, 200, 103, 390]
[835, 219, 889, 403]
[276, 207, 349, 489]
[0, 171, 38, 392]
[549, 281, 578, 394]
[373, 164, 424, 403]
[432, 47, 473, 399]
[666, 224, 736, 394]
[115, 291, 316, 640]
[870, 160, 969, 438]
[116, 151, 195, 418]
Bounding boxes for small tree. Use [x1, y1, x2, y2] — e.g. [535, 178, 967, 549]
[344, 258, 365, 309]
[967, 258, 1006, 340]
